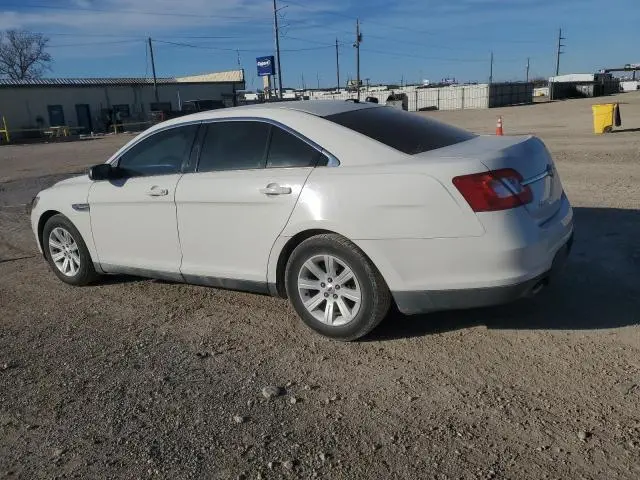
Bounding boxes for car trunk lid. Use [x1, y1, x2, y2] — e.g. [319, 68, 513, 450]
[418, 135, 563, 224]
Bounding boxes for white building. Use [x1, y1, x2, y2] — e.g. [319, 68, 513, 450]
[0, 70, 245, 136]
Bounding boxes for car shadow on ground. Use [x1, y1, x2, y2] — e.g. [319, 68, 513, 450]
[367, 207, 640, 341]
[95, 274, 148, 286]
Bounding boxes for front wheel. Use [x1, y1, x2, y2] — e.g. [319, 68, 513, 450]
[42, 214, 98, 286]
[285, 234, 391, 341]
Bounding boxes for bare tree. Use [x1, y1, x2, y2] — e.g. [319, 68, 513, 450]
[0, 30, 52, 80]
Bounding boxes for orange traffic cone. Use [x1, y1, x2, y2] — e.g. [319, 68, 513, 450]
[496, 116, 504, 136]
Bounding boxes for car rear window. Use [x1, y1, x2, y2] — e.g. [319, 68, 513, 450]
[324, 106, 476, 155]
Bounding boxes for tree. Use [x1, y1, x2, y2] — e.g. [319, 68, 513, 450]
[0, 30, 52, 80]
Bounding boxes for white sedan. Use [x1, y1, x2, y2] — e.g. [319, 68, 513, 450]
[30, 101, 574, 341]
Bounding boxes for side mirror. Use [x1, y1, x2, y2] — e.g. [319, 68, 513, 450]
[88, 163, 114, 181]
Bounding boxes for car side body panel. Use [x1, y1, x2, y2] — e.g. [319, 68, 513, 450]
[30, 176, 99, 267]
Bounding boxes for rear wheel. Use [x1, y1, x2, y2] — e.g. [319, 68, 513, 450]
[285, 234, 390, 341]
[42, 214, 98, 286]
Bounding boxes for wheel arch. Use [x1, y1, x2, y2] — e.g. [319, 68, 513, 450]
[272, 229, 391, 299]
[37, 210, 62, 254]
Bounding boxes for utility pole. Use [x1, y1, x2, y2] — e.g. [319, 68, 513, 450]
[236, 49, 241, 67]
[272, 0, 283, 99]
[526, 57, 530, 83]
[148, 37, 159, 102]
[354, 18, 362, 100]
[489, 51, 494, 84]
[335, 38, 340, 92]
[316, 72, 320, 90]
[301, 73, 306, 91]
[555, 28, 565, 76]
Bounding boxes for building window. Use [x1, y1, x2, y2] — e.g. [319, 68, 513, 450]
[150, 102, 172, 112]
[113, 104, 130, 118]
[47, 105, 65, 126]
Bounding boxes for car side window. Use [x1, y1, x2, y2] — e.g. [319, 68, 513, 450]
[266, 126, 323, 168]
[118, 125, 198, 176]
[198, 121, 270, 172]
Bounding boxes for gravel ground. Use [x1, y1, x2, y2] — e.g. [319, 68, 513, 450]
[1, 94, 639, 480]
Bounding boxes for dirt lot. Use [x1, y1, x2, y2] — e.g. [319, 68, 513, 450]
[1, 94, 639, 480]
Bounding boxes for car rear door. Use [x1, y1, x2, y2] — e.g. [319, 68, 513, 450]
[175, 120, 323, 288]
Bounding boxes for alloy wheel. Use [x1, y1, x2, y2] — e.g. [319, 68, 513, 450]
[297, 254, 362, 326]
[48, 227, 81, 277]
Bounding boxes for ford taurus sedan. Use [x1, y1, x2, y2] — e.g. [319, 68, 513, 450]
[30, 100, 574, 341]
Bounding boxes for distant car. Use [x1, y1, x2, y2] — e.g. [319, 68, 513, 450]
[30, 101, 573, 341]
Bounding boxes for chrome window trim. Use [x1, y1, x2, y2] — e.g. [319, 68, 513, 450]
[199, 116, 341, 168]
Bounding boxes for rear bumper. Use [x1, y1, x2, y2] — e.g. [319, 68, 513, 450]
[392, 232, 573, 315]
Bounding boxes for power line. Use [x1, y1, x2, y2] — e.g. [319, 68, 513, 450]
[48, 40, 138, 48]
[43, 32, 271, 40]
[152, 39, 335, 53]
[360, 47, 492, 63]
[5, 3, 269, 20]
[283, 18, 541, 54]
[281, 35, 347, 47]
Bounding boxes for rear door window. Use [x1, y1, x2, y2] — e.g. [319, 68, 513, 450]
[198, 121, 270, 172]
[266, 126, 323, 168]
[325, 106, 476, 155]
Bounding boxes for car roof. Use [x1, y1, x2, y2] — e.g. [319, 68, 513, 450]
[165, 100, 377, 125]
[247, 99, 380, 117]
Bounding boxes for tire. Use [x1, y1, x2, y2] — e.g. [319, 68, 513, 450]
[42, 214, 99, 286]
[285, 234, 391, 341]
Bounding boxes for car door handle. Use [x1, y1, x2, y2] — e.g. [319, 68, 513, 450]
[259, 183, 292, 196]
[147, 186, 169, 197]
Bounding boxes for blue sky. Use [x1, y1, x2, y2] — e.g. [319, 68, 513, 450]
[1, 0, 639, 89]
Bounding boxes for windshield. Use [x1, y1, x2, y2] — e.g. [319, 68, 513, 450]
[325, 106, 476, 155]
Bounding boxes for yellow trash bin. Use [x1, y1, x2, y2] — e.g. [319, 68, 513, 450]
[592, 103, 619, 134]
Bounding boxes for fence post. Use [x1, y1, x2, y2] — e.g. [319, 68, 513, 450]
[0, 116, 9, 143]
[461, 87, 465, 110]
[437, 88, 440, 110]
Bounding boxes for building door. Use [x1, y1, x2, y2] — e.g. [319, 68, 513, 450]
[47, 105, 65, 126]
[75, 104, 92, 133]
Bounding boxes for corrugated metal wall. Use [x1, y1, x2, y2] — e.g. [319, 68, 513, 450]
[488, 83, 534, 107]
[0, 83, 236, 134]
[306, 83, 532, 112]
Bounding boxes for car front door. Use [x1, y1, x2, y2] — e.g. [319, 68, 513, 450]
[175, 120, 324, 288]
[88, 124, 199, 278]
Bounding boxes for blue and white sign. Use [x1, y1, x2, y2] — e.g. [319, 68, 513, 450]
[256, 56, 275, 77]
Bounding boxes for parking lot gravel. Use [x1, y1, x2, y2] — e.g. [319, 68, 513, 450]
[1, 94, 639, 479]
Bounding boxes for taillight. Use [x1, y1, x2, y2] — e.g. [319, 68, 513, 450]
[452, 168, 532, 212]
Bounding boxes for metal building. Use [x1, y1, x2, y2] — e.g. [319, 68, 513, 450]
[548, 73, 620, 100]
[0, 70, 245, 137]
